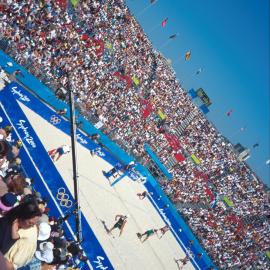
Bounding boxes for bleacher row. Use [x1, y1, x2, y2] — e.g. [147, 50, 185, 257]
[0, 0, 269, 269]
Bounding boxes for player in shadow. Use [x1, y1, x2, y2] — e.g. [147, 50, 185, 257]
[103, 214, 128, 237]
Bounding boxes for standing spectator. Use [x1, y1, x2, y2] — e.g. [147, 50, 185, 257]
[0, 198, 42, 269]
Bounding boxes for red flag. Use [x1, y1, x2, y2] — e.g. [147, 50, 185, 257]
[226, 109, 233, 116]
[140, 99, 153, 119]
[113, 72, 133, 90]
[204, 186, 215, 201]
[161, 17, 168, 27]
[164, 133, 181, 150]
[174, 153, 185, 162]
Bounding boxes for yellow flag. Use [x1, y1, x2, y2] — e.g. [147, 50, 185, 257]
[185, 50, 191, 61]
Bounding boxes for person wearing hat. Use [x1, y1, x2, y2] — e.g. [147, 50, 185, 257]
[0, 192, 18, 214]
[35, 242, 54, 264]
[38, 222, 52, 241]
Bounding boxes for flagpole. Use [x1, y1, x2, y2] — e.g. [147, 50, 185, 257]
[67, 73, 82, 243]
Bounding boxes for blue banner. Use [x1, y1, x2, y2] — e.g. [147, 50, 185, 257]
[144, 143, 173, 180]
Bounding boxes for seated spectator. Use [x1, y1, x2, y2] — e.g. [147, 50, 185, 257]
[35, 241, 54, 264]
[0, 126, 12, 141]
[0, 197, 42, 257]
[0, 193, 19, 216]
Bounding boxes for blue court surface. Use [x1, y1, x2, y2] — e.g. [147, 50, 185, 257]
[0, 79, 216, 269]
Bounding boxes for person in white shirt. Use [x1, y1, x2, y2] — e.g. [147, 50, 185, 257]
[48, 145, 70, 162]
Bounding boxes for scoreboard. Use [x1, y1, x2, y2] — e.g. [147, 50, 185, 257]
[196, 88, 212, 107]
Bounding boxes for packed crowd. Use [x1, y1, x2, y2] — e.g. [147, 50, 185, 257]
[0, 125, 87, 268]
[0, 0, 269, 269]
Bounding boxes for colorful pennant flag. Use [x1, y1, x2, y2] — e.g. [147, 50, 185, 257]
[185, 50, 191, 61]
[161, 17, 168, 27]
[226, 109, 233, 116]
[169, 34, 177, 39]
[253, 143, 259, 148]
[196, 68, 202, 75]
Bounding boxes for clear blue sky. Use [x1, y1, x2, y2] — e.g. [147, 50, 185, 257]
[126, 0, 270, 186]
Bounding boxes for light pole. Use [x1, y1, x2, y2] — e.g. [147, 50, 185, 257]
[68, 76, 82, 243]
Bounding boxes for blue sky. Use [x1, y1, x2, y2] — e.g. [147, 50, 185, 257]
[126, 0, 270, 186]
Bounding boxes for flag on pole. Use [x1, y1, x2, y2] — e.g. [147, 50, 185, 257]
[169, 34, 177, 39]
[185, 50, 191, 61]
[161, 17, 168, 27]
[226, 109, 233, 116]
[196, 68, 202, 75]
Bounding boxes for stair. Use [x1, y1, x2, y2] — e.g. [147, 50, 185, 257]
[165, 156, 178, 169]
[242, 214, 268, 226]
[175, 110, 197, 137]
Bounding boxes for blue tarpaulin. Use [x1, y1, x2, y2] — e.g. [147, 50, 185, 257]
[144, 143, 173, 180]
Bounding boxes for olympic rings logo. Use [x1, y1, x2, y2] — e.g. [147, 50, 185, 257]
[50, 115, 61, 125]
[56, 187, 73, 208]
